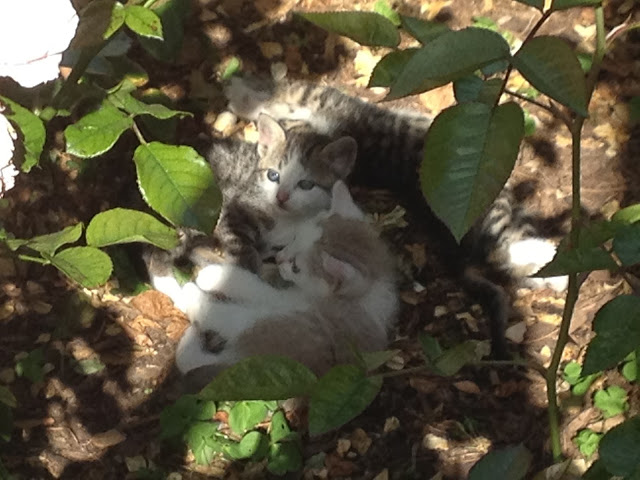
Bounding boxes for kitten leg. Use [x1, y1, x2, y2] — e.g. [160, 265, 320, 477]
[507, 238, 568, 292]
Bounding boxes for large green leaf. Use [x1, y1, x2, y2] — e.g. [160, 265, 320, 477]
[420, 102, 523, 241]
[187, 422, 224, 465]
[5, 223, 83, 256]
[512, 36, 588, 116]
[308, 365, 382, 436]
[369, 49, 418, 88]
[228, 401, 268, 435]
[224, 431, 269, 460]
[613, 223, 640, 266]
[0, 96, 45, 173]
[599, 416, 640, 477]
[86, 208, 179, 250]
[297, 11, 400, 47]
[433, 340, 490, 376]
[199, 355, 317, 401]
[134, 142, 221, 233]
[124, 5, 163, 40]
[612, 203, 640, 225]
[551, 0, 602, 10]
[534, 246, 617, 277]
[267, 441, 303, 475]
[387, 28, 511, 100]
[108, 89, 191, 120]
[469, 444, 533, 480]
[454, 76, 502, 105]
[399, 16, 450, 44]
[582, 296, 640, 375]
[50, 247, 113, 288]
[65, 101, 133, 158]
[514, 0, 544, 10]
[138, 0, 189, 62]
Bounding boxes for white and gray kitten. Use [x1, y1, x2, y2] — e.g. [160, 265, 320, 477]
[172, 182, 398, 390]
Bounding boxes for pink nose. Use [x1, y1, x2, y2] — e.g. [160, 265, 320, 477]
[276, 190, 290, 205]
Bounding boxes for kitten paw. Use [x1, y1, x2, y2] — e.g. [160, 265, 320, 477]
[195, 264, 227, 292]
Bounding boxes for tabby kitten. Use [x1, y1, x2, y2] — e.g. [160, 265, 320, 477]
[225, 76, 565, 290]
[174, 182, 397, 388]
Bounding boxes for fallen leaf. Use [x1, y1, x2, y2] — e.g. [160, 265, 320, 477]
[453, 380, 481, 394]
[383, 416, 400, 433]
[259, 41, 283, 59]
[92, 429, 126, 448]
[336, 438, 351, 457]
[404, 243, 427, 269]
[373, 469, 389, 480]
[505, 321, 527, 343]
[350, 428, 372, 455]
[423, 433, 449, 451]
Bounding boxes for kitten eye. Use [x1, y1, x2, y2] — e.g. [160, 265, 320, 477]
[297, 179, 315, 190]
[266, 169, 280, 183]
[291, 259, 300, 274]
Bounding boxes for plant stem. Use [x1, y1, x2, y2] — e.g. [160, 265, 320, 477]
[504, 89, 554, 113]
[545, 5, 606, 462]
[131, 120, 148, 145]
[52, 44, 104, 109]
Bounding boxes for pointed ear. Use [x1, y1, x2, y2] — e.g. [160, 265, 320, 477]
[322, 252, 359, 290]
[330, 181, 364, 220]
[257, 114, 286, 157]
[320, 136, 357, 179]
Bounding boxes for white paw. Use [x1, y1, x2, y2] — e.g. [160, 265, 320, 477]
[527, 275, 569, 293]
[508, 238, 557, 275]
[152, 275, 189, 313]
[195, 264, 227, 292]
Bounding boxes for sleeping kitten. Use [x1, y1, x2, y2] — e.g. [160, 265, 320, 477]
[174, 181, 397, 389]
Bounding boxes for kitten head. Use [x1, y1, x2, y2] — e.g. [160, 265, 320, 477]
[276, 181, 392, 298]
[256, 114, 357, 217]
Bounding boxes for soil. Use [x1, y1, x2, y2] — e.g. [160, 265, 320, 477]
[1, 0, 639, 478]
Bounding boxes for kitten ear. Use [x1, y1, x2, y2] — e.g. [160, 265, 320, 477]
[330, 181, 364, 220]
[320, 136, 357, 179]
[321, 252, 360, 290]
[257, 114, 286, 157]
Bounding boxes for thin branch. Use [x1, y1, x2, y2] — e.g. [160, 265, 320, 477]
[131, 120, 148, 145]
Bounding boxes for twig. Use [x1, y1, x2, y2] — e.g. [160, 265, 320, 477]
[131, 120, 148, 145]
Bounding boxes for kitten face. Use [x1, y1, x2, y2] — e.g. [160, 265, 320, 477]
[276, 181, 368, 297]
[256, 115, 357, 218]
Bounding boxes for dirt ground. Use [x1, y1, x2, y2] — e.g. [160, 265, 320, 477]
[1, 0, 639, 478]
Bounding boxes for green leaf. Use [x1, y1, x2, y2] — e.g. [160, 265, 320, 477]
[433, 340, 491, 376]
[420, 102, 523, 241]
[0, 403, 13, 443]
[454, 76, 502, 105]
[594, 386, 629, 418]
[613, 223, 640, 266]
[574, 429, 603, 458]
[387, 28, 511, 99]
[514, 0, 544, 10]
[138, 0, 189, 62]
[134, 142, 222, 233]
[418, 333, 443, 362]
[400, 16, 450, 44]
[535, 247, 617, 277]
[551, 0, 602, 10]
[563, 361, 582, 385]
[297, 11, 400, 47]
[86, 208, 179, 250]
[160, 395, 216, 439]
[469, 444, 532, 480]
[630, 97, 640, 126]
[224, 431, 269, 460]
[109, 88, 191, 120]
[0, 387, 16, 409]
[73, 357, 106, 375]
[50, 247, 113, 288]
[104, 2, 126, 39]
[622, 352, 638, 382]
[308, 365, 382, 436]
[269, 410, 291, 444]
[124, 5, 163, 40]
[582, 296, 640, 375]
[613, 203, 640, 225]
[5, 223, 83, 256]
[199, 355, 317, 401]
[369, 49, 418, 88]
[221, 57, 241, 81]
[268, 441, 303, 475]
[73, 0, 119, 48]
[599, 417, 640, 476]
[523, 109, 537, 136]
[358, 349, 401, 372]
[15, 349, 45, 383]
[512, 36, 588, 116]
[581, 459, 615, 480]
[187, 422, 223, 465]
[0, 96, 45, 173]
[228, 401, 268, 435]
[64, 101, 133, 158]
[374, 0, 400, 26]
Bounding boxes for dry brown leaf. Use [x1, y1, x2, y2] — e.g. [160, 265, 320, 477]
[383, 416, 400, 433]
[404, 243, 427, 269]
[325, 451, 358, 477]
[373, 469, 389, 480]
[453, 380, 481, 394]
[259, 41, 283, 59]
[419, 84, 455, 114]
[92, 429, 126, 449]
[423, 433, 449, 451]
[505, 321, 527, 343]
[350, 428, 372, 455]
[336, 438, 351, 457]
[409, 376, 440, 394]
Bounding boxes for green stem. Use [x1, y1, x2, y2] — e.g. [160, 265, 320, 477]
[545, 5, 606, 462]
[131, 119, 148, 145]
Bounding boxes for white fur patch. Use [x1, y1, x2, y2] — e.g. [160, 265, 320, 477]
[151, 275, 189, 313]
[508, 238, 568, 292]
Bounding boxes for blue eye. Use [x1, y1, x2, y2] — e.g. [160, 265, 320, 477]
[267, 169, 280, 183]
[297, 179, 315, 190]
